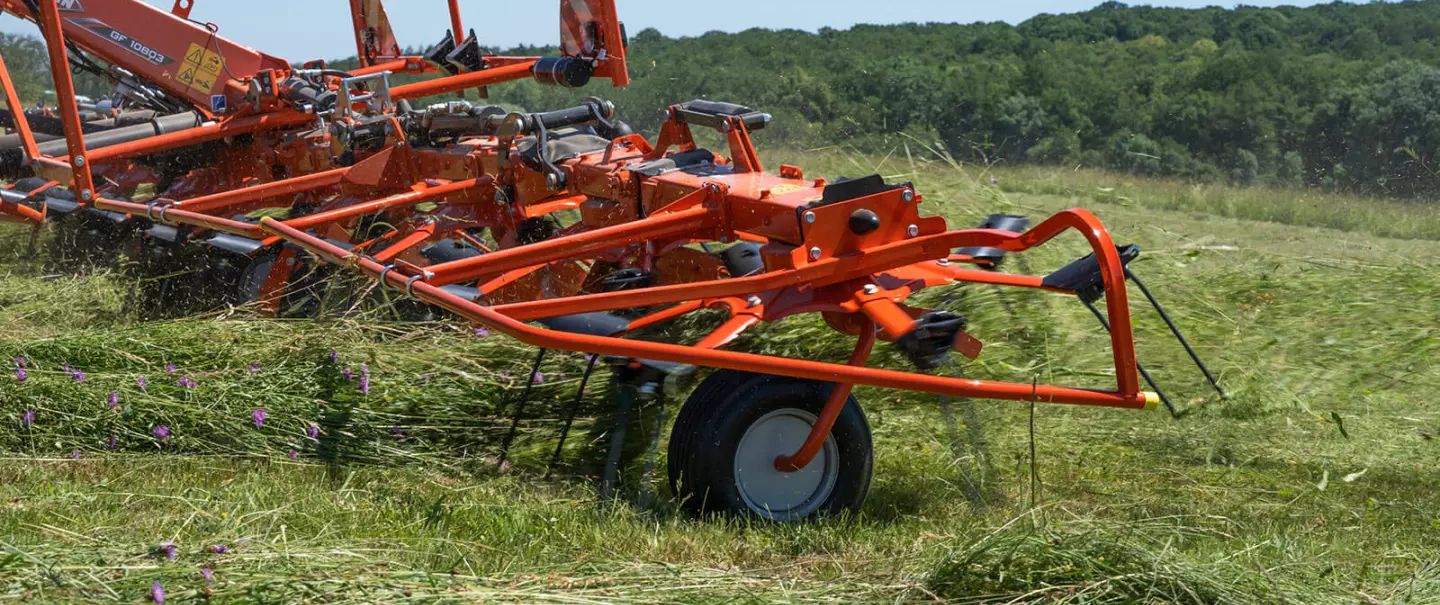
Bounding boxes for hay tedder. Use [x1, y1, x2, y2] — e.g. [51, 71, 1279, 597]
[0, 0, 1223, 519]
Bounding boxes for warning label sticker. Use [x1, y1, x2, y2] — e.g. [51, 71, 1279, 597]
[178, 43, 224, 94]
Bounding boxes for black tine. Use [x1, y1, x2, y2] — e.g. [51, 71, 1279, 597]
[498, 347, 547, 469]
[1081, 297, 1177, 417]
[1124, 266, 1227, 399]
[599, 378, 634, 507]
[545, 353, 600, 478]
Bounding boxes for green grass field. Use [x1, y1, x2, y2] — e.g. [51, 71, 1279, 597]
[1, 149, 1437, 603]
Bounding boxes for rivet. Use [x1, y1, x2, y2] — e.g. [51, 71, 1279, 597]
[80, 190, 93, 201]
[902, 189, 914, 202]
[809, 246, 821, 260]
[803, 211, 816, 224]
[907, 224, 920, 237]
[73, 156, 85, 167]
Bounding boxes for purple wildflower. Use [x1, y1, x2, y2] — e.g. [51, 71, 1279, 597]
[14, 367, 25, 383]
[306, 424, 319, 440]
[177, 376, 196, 389]
[137, 375, 148, 391]
[165, 363, 177, 375]
[150, 582, 165, 604]
[209, 545, 228, 555]
[342, 368, 353, 381]
[107, 391, 119, 408]
[71, 369, 86, 383]
[12, 356, 25, 368]
[418, 374, 431, 384]
[990, 176, 1000, 185]
[252, 408, 266, 429]
[328, 350, 339, 363]
[200, 568, 214, 583]
[20, 409, 34, 429]
[473, 327, 490, 337]
[502, 370, 512, 378]
[155, 542, 177, 560]
[152, 425, 170, 441]
[287, 449, 298, 459]
[107, 434, 117, 450]
[531, 371, 546, 385]
[359, 374, 370, 395]
[71, 450, 80, 460]
[247, 363, 260, 375]
[391, 425, 405, 440]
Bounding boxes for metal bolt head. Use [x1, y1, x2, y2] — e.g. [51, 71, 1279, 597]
[937, 258, 950, 266]
[80, 190, 93, 201]
[863, 284, 880, 295]
[747, 295, 762, 307]
[285, 256, 297, 267]
[902, 189, 914, 202]
[803, 211, 816, 224]
[73, 156, 85, 167]
[809, 246, 822, 260]
[907, 224, 920, 237]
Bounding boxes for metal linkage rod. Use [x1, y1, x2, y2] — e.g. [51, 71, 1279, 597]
[1124, 267, 1227, 399]
[1081, 297, 1178, 417]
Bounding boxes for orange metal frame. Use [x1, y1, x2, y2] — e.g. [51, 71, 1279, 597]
[0, 0, 1158, 475]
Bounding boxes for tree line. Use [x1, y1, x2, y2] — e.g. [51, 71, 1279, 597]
[488, 1, 1440, 200]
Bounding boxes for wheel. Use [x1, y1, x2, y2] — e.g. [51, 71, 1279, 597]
[668, 370, 873, 520]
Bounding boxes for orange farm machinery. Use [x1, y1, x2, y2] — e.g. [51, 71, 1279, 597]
[0, 0, 1223, 519]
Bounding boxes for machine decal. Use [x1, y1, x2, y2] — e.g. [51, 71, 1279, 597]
[67, 18, 174, 66]
[178, 42, 225, 94]
[57, 0, 84, 12]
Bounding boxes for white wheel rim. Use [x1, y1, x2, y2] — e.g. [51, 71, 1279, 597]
[733, 408, 839, 520]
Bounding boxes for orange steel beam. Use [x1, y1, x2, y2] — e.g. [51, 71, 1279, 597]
[390, 61, 536, 100]
[170, 167, 351, 213]
[35, 0, 96, 204]
[86, 112, 316, 164]
[257, 215, 1156, 410]
[0, 53, 39, 163]
[774, 317, 877, 472]
[448, 0, 464, 41]
[281, 177, 492, 230]
[425, 205, 714, 285]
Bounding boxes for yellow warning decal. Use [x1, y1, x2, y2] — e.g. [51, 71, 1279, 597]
[178, 42, 224, 94]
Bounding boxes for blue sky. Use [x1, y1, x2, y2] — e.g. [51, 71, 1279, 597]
[2, 1, 1352, 61]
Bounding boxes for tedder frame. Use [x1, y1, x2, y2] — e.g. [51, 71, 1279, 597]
[0, 0, 1222, 519]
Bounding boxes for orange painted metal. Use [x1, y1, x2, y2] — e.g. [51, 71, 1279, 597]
[258, 216, 1149, 409]
[0, 53, 39, 165]
[170, 167, 349, 213]
[390, 62, 538, 100]
[774, 317, 877, 472]
[34, 0, 96, 204]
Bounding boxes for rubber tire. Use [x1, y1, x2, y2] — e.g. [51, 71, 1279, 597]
[668, 370, 873, 520]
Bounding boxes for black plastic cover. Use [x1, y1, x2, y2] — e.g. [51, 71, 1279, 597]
[1041, 244, 1141, 303]
[956, 214, 1031, 269]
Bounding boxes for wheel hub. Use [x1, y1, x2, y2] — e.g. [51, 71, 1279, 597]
[733, 408, 839, 520]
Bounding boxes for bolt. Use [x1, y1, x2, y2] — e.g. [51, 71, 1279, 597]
[937, 258, 950, 266]
[80, 190, 93, 202]
[747, 295, 762, 307]
[907, 224, 920, 237]
[863, 284, 879, 295]
[809, 246, 822, 260]
[803, 211, 816, 224]
[73, 156, 85, 167]
[285, 257, 296, 267]
[902, 189, 915, 202]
